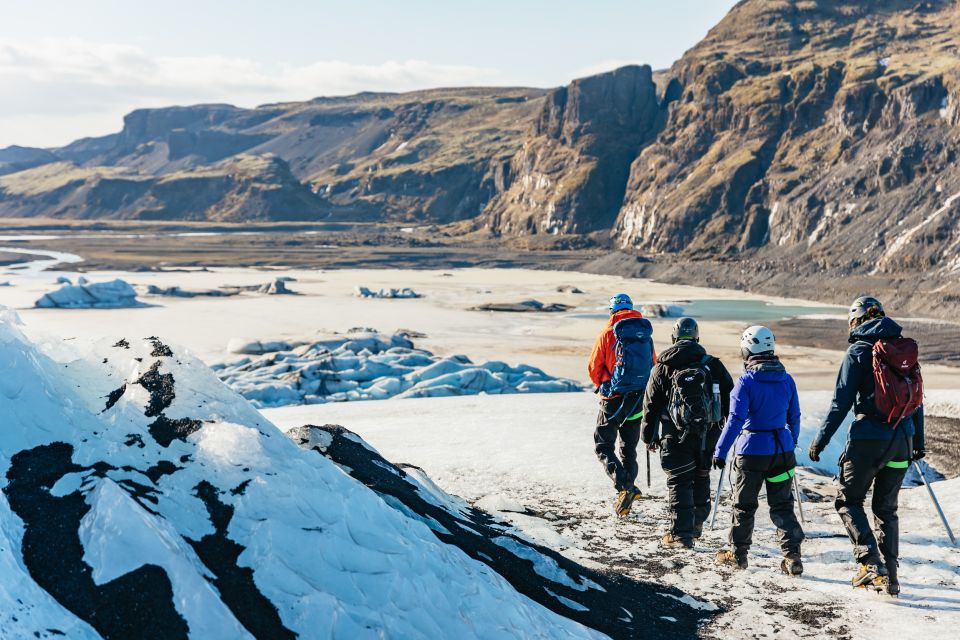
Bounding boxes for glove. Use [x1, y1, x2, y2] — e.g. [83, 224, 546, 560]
[807, 443, 821, 462]
[712, 457, 725, 470]
[912, 449, 925, 460]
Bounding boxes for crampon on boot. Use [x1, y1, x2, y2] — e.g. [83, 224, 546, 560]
[852, 563, 889, 590]
[780, 553, 803, 576]
[661, 533, 694, 549]
[614, 486, 642, 517]
[715, 549, 748, 570]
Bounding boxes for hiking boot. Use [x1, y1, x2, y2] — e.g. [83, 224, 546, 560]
[693, 522, 704, 540]
[886, 574, 900, 597]
[852, 563, 888, 589]
[715, 549, 748, 569]
[661, 533, 694, 549]
[885, 561, 900, 597]
[614, 486, 642, 517]
[780, 552, 803, 576]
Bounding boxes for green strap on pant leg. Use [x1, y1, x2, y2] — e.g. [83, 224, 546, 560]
[626, 410, 644, 421]
[767, 467, 795, 483]
[885, 460, 909, 469]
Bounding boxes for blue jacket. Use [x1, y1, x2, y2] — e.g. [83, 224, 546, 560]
[813, 317, 925, 451]
[714, 368, 801, 459]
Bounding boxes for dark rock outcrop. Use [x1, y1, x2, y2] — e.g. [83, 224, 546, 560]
[483, 65, 664, 235]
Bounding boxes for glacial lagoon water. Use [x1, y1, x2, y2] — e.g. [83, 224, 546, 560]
[568, 298, 843, 323]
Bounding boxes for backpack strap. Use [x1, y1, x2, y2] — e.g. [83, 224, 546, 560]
[699, 354, 712, 376]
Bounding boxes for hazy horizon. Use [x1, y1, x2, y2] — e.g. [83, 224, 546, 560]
[0, 0, 737, 148]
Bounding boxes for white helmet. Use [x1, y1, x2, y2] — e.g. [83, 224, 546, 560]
[740, 325, 776, 358]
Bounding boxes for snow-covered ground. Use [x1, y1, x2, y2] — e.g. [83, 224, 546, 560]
[3, 250, 959, 638]
[1, 314, 646, 639]
[266, 392, 960, 640]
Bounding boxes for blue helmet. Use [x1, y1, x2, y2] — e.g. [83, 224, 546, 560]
[608, 293, 633, 312]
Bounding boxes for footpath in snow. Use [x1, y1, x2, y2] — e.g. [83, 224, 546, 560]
[266, 392, 960, 640]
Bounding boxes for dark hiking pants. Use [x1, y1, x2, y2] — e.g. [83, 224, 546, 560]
[835, 437, 910, 566]
[730, 452, 804, 556]
[659, 426, 719, 542]
[594, 391, 643, 492]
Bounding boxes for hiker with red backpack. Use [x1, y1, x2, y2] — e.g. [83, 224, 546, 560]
[589, 294, 656, 517]
[640, 317, 734, 548]
[808, 296, 925, 597]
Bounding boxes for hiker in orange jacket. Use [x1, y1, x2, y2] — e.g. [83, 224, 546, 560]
[589, 293, 656, 517]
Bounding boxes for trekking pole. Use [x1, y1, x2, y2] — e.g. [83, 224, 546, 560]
[646, 449, 651, 489]
[709, 465, 725, 530]
[792, 471, 806, 524]
[914, 462, 957, 546]
[726, 433, 740, 492]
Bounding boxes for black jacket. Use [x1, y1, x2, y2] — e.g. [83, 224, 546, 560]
[640, 341, 734, 445]
[813, 316, 924, 451]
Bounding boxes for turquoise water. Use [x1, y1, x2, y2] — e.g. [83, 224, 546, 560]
[568, 299, 842, 322]
[675, 299, 842, 321]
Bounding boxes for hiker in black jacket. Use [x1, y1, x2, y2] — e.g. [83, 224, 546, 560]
[808, 296, 925, 596]
[641, 318, 734, 548]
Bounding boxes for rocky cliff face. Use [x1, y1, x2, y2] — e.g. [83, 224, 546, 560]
[615, 0, 960, 279]
[482, 66, 663, 235]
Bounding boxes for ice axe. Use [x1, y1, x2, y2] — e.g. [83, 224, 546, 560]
[792, 471, 806, 524]
[709, 465, 725, 530]
[915, 461, 957, 546]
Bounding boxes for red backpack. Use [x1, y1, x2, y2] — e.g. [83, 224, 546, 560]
[872, 337, 923, 428]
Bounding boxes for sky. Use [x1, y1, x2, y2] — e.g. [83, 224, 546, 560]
[0, 1, 738, 148]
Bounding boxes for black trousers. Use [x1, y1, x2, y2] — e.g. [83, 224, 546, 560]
[659, 426, 719, 541]
[835, 437, 910, 565]
[730, 452, 804, 556]
[594, 391, 643, 492]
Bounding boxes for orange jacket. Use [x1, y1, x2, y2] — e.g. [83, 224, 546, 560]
[588, 309, 656, 397]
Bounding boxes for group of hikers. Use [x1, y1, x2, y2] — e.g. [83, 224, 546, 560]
[589, 293, 925, 596]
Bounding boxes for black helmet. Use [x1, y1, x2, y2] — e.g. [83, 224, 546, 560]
[848, 296, 884, 329]
[671, 317, 699, 343]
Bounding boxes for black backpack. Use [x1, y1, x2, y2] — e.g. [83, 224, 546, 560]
[668, 355, 721, 446]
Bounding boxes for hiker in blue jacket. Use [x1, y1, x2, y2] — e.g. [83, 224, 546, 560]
[808, 296, 925, 596]
[713, 326, 804, 575]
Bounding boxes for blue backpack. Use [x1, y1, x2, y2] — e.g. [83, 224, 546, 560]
[609, 316, 654, 394]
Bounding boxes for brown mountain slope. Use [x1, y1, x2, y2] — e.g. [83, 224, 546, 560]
[615, 0, 960, 279]
[0, 155, 333, 222]
[0, 89, 545, 222]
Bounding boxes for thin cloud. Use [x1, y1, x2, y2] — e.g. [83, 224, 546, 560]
[0, 38, 502, 147]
